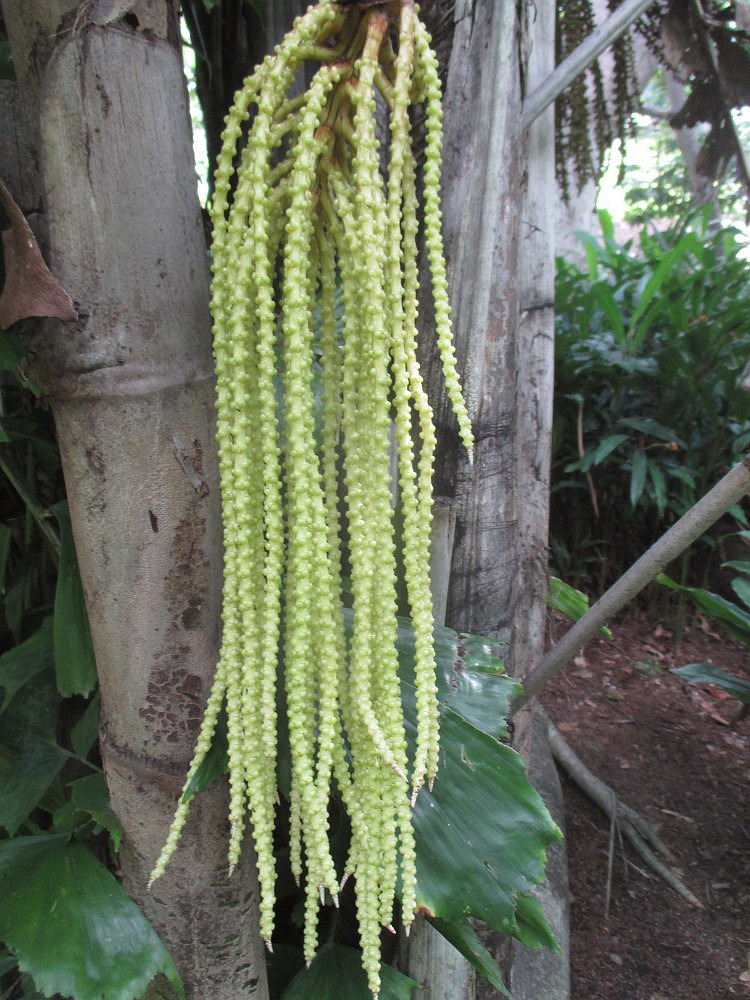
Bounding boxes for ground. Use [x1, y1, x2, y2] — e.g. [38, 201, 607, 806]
[539, 608, 750, 1000]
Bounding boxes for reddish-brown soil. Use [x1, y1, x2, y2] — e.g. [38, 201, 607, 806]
[539, 610, 750, 1000]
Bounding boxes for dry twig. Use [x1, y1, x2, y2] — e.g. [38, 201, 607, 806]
[540, 706, 704, 909]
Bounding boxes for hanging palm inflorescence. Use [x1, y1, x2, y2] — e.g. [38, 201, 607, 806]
[554, 0, 750, 201]
[150, 1, 472, 996]
[555, 0, 641, 198]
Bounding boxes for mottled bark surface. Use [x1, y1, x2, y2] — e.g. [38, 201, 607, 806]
[422, 3, 566, 998]
[1, 3, 268, 996]
[513, 0, 555, 682]
[411, 2, 525, 997]
[509, 2, 570, 997]
[423, 0, 522, 640]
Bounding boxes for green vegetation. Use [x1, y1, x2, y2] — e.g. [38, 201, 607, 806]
[551, 208, 750, 590]
[659, 565, 750, 721]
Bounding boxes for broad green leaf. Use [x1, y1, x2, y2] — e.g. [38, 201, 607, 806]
[427, 916, 508, 996]
[409, 694, 561, 933]
[629, 449, 647, 507]
[573, 231, 606, 281]
[728, 507, 750, 528]
[592, 433, 629, 465]
[182, 705, 229, 803]
[186, 617, 519, 803]
[281, 943, 417, 1000]
[671, 663, 750, 706]
[0, 952, 19, 977]
[52, 774, 123, 849]
[0, 837, 183, 1000]
[618, 417, 685, 448]
[590, 282, 625, 343]
[266, 943, 305, 1000]
[0, 617, 54, 713]
[53, 501, 97, 697]
[514, 892, 560, 951]
[548, 577, 612, 638]
[721, 560, 750, 578]
[732, 576, 750, 611]
[0, 721, 69, 834]
[657, 574, 750, 642]
[668, 465, 696, 488]
[71, 691, 101, 759]
[582, 237, 599, 281]
[18, 973, 45, 1000]
[407, 622, 517, 741]
[181, 617, 560, 953]
[648, 461, 667, 517]
[628, 231, 699, 345]
[598, 209, 615, 241]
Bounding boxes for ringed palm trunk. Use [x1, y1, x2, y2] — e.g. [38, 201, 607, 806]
[2, 2, 269, 996]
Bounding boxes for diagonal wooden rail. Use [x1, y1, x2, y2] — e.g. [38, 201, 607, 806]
[513, 455, 750, 713]
[522, 0, 657, 129]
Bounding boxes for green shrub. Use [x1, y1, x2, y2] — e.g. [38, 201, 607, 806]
[551, 209, 750, 589]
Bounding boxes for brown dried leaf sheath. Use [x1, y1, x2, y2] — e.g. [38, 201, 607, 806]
[0, 178, 77, 329]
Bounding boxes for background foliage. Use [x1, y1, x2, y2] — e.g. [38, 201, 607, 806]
[550, 208, 750, 590]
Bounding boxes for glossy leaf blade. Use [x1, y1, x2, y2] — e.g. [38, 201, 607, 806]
[187, 617, 519, 799]
[71, 691, 102, 759]
[427, 916, 508, 996]
[672, 662, 750, 706]
[0, 836, 183, 1000]
[182, 705, 229, 803]
[409, 695, 561, 932]
[0, 617, 54, 714]
[52, 774, 123, 849]
[548, 576, 612, 638]
[657, 573, 750, 642]
[629, 448, 647, 507]
[280, 943, 417, 1000]
[514, 892, 561, 951]
[0, 721, 69, 834]
[396, 617, 517, 741]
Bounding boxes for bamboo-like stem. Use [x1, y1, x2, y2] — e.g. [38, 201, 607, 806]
[522, 0, 657, 129]
[513, 454, 750, 712]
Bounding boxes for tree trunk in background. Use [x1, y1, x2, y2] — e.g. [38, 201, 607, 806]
[419, 2, 566, 996]
[411, 1, 531, 997]
[2, 3, 269, 997]
[425, 0, 522, 642]
[510, 4, 570, 1000]
[514, 0, 556, 686]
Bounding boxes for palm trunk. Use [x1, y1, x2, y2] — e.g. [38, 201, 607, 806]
[425, 0, 522, 641]
[1, 3, 269, 996]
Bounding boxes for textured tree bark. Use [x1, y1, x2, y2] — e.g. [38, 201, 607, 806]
[424, 0, 522, 641]
[508, 10, 571, 998]
[409, 1, 527, 997]
[1, 2, 269, 997]
[513, 0, 556, 685]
